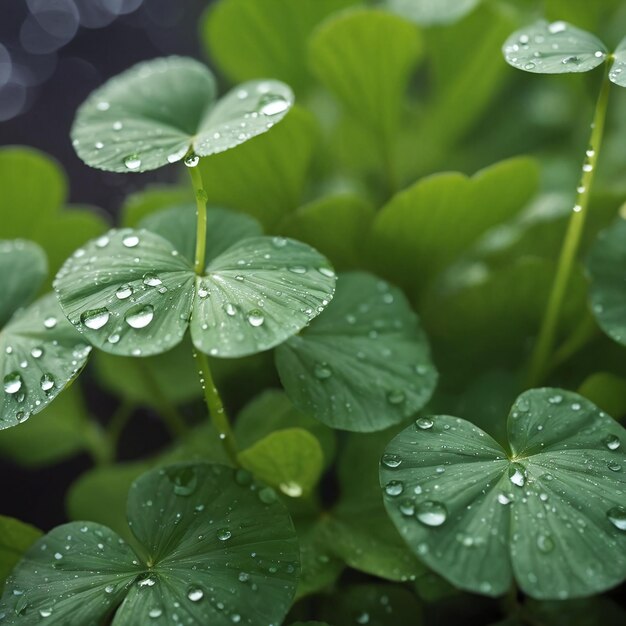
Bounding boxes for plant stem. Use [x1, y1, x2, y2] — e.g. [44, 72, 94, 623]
[105, 399, 136, 458]
[193, 349, 239, 465]
[187, 163, 239, 464]
[188, 165, 208, 275]
[526, 72, 611, 387]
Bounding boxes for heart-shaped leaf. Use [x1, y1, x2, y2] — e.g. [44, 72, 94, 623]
[55, 226, 336, 358]
[71, 56, 294, 173]
[1, 291, 92, 430]
[587, 217, 626, 346]
[380, 389, 626, 599]
[387, 0, 480, 25]
[503, 20, 607, 74]
[0, 516, 41, 592]
[1, 462, 299, 625]
[609, 36, 626, 87]
[275, 272, 437, 432]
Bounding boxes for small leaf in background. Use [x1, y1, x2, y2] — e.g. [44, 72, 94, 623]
[309, 9, 422, 144]
[281, 194, 375, 270]
[120, 185, 192, 227]
[54, 228, 195, 357]
[190, 237, 336, 358]
[71, 56, 293, 173]
[276, 272, 437, 432]
[197, 107, 318, 229]
[380, 389, 626, 598]
[3, 463, 299, 624]
[202, 0, 358, 93]
[587, 217, 626, 346]
[609, 37, 626, 87]
[238, 427, 324, 497]
[0, 516, 41, 593]
[1, 290, 92, 430]
[386, 0, 480, 26]
[503, 20, 607, 74]
[578, 372, 626, 421]
[368, 157, 540, 296]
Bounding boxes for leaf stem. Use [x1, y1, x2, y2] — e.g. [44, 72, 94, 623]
[188, 165, 208, 275]
[526, 71, 611, 387]
[104, 399, 136, 458]
[193, 349, 239, 465]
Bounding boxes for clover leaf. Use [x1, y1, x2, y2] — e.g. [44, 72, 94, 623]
[386, 0, 480, 26]
[609, 37, 626, 87]
[1, 462, 299, 625]
[71, 56, 294, 173]
[275, 272, 437, 432]
[54, 212, 336, 358]
[1, 241, 92, 430]
[380, 388, 626, 599]
[503, 20, 608, 74]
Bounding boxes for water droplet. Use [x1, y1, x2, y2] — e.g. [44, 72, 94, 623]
[524, 62, 536, 70]
[167, 145, 188, 163]
[168, 466, 198, 496]
[124, 155, 142, 170]
[3, 373, 22, 395]
[562, 55, 581, 65]
[105, 585, 115, 594]
[247, 310, 264, 327]
[608, 460, 622, 472]
[143, 273, 162, 287]
[603, 434, 620, 450]
[384, 480, 404, 497]
[137, 576, 156, 587]
[43, 316, 57, 329]
[125, 304, 154, 329]
[184, 153, 199, 168]
[537, 533, 554, 553]
[314, 362, 332, 380]
[607, 506, 626, 531]
[288, 265, 307, 274]
[148, 608, 163, 618]
[415, 417, 434, 430]
[387, 390, 405, 405]
[416, 501, 448, 527]
[508, 463, 526, 487]
[548, 394, 563, 404]
[31, 347, 43, 359]
[497, 493, 511, 505]
[122, 234, 140, 248]
[40, 373, 55, 392]
[258, 93, 289, 116]
[116, 284, 133, 300]
[187, 587, 204, 602]
[258, 487, 277, 504]
[96, 101, 110, 111]
[399, 499, 415, 516]
[81, 308, 110, 330]
[224, 303, 237, 317]
[318, 266, 335, 278]
[279, 481, 303, 497]
[382, 453, 402, 468]
[113, 120, 123, 130]
[217, 528, 232, 541]
[39, 609, 53, 618]
[548, 21, 567, 34]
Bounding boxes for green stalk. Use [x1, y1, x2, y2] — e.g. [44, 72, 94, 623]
[187, 163, 239, 465]
[527, 72, 611, 387]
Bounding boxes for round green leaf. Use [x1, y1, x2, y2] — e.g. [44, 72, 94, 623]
[238, 428, 324, 497]
[0, 516, 41, 593]
[503, 20, 608, 74]
[54, 228, 195, 357]
[71, 56, 294, 173]
[609, 36, 626, 87]
[1, 293, 91, 430]
[0, 240, 47, 327]
[380, 389, 626, 599]
[588, 217, 626, 345]
[138, 205, 263, 267]
[275, 272, 437, 432]
[190, 237, 336, 358]
[387, 0, 480, 25]
[2, 462, 299, 624]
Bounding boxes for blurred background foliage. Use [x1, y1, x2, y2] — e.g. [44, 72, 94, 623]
[2, 0, 626, 623]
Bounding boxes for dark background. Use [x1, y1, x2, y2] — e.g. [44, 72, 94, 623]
[0, 0, 216, 219]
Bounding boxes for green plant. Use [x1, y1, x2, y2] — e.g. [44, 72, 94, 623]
[1, 2, 626, 625]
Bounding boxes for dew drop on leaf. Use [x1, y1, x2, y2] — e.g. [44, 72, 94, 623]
[116, 284, 133, 300]
[603, 434, 620, 450]
[3, 372, 23, 395]
[187, 587, 204, 602]
[607, 506, 626, 531]
[125, 304, 155, 329]
[123, 155, 142, 170]
[381, 453, 402, 468]
[313, 362, 333, 380]
[122, 234, 140, 248]
[81, 308, 110, 330]
[258, 93, 289, 116]
[537, 533, 555, 553]
[384, 480, 404, 497]
[508, 463, 526, 487]
[40, 373, 55, 392]
[217, 528, 232, 541]
[415, 417, 434, 430]
[247, 310, 265, 327]
[416, 501, 448, 527]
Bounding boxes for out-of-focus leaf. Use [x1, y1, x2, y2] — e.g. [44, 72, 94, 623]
[0, 516, 42, 593]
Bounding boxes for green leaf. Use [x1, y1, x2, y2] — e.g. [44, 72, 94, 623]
[276, 272, 437, 432]
[0, 240, 47, 327]
[0, 516, 41, 593]
[578, 372, 626, 421]
[190, 237, 336, 358]
[54, 228, 195, 357]
[387, 0, 480, 25]
[380, 388, 626, 598]
[309, 9, 422, 141]
[138, 204, 263, 266]
[0, 386, 92, 467]
[503, 20, 607, 74]
[280, 194, 375, 270]
[238, 428, 324, 497]
[202, 0, 357, 93]
[367, 158, 540, 295]
[0, 148, 67, 240]
[197, 107, 318, 229]
[120, 185, 192, 227]
[71, 56, 293, 173]
[4, 462, 299, 624]
[609, 37, 626, 87]
[587, 217, 626, 346]
[1, 293, 91, 430]
[235, 390, 336, 466]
